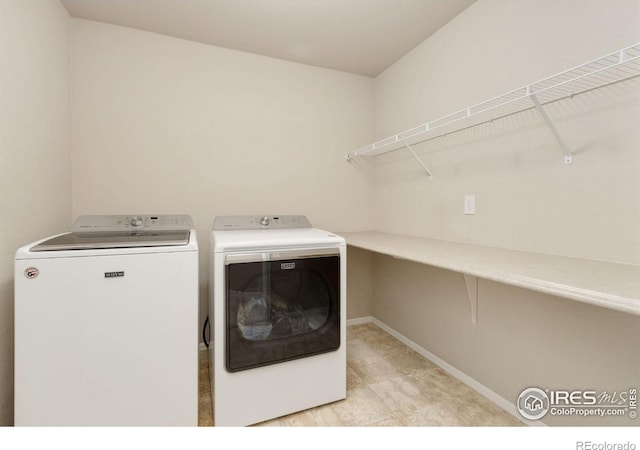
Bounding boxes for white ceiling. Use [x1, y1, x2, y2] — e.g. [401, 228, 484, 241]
[61, 0, 476, 77]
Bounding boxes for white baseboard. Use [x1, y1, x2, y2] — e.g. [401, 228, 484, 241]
[348, 315, 544, 426]
[346, 316, 375, 326]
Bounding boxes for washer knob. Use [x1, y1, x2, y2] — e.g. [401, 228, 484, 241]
[259, 216, 270, 227]
[130, 216, 144, 227]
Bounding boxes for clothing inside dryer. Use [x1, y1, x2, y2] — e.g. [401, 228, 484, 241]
[233, 266, 330, 341]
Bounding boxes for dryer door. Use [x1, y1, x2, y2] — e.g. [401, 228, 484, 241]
[224, 248, 340, 372]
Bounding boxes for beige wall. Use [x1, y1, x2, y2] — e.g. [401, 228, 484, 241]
[0, 0, 71, 425]
[346, 247, 374, 320]
[373, 0, 640, 265]
[70, 19, 375, 335]
[365, 0, 640, 426]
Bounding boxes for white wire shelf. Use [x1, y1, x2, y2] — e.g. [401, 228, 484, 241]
[346, 42, 640, 173]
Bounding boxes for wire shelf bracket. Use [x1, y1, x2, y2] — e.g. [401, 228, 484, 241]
[529, 90, 573, 164]
[346, 42, 640, 172]
[401, 140, 433, 178]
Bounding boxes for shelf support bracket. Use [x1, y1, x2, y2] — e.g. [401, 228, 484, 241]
[401, 140, 433, 179]
[463, 274, 478, 324]
[529, 91, 573, 164]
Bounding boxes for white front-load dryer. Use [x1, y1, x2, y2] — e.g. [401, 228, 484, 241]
[14, 215, 198, 426]
[209, 215, 346, 426]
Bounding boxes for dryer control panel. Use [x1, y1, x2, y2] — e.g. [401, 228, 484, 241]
[72, 215, 194, 232]
[213, 215, 312, 230]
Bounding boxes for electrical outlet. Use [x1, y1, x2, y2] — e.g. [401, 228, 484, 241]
[464, 195, 475, 215]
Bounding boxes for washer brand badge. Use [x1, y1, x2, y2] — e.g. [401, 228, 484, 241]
[105, 271, 125, 278]
[281, 262, 295, 270]
[24, 267, 39, 279]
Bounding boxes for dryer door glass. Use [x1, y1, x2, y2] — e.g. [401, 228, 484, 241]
[225, 251, 340, 372]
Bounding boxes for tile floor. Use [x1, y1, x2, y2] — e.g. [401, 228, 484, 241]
[198, 322, 522, 427]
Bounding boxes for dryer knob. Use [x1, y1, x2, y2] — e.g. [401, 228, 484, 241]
[129, 216, 144, 227]
[259, 216, 270, 227]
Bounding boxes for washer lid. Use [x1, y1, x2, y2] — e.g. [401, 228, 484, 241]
[30, 230, 190, 252]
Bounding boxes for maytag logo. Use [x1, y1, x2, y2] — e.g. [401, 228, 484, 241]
[105, 271, 125, 278]
[281, 262, 295, 270]
[24, 267, 39, 279]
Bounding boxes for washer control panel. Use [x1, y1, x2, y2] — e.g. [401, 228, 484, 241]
[213, 215, 312, 230]
[71, 215, 194, 232]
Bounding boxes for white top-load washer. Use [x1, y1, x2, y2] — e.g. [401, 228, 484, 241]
[14, 215, 198, 426]
[210, 215, 346, 426]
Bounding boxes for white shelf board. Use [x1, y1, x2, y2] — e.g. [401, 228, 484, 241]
[346, 43, 640, 161]
[339, 231, 640, 316]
